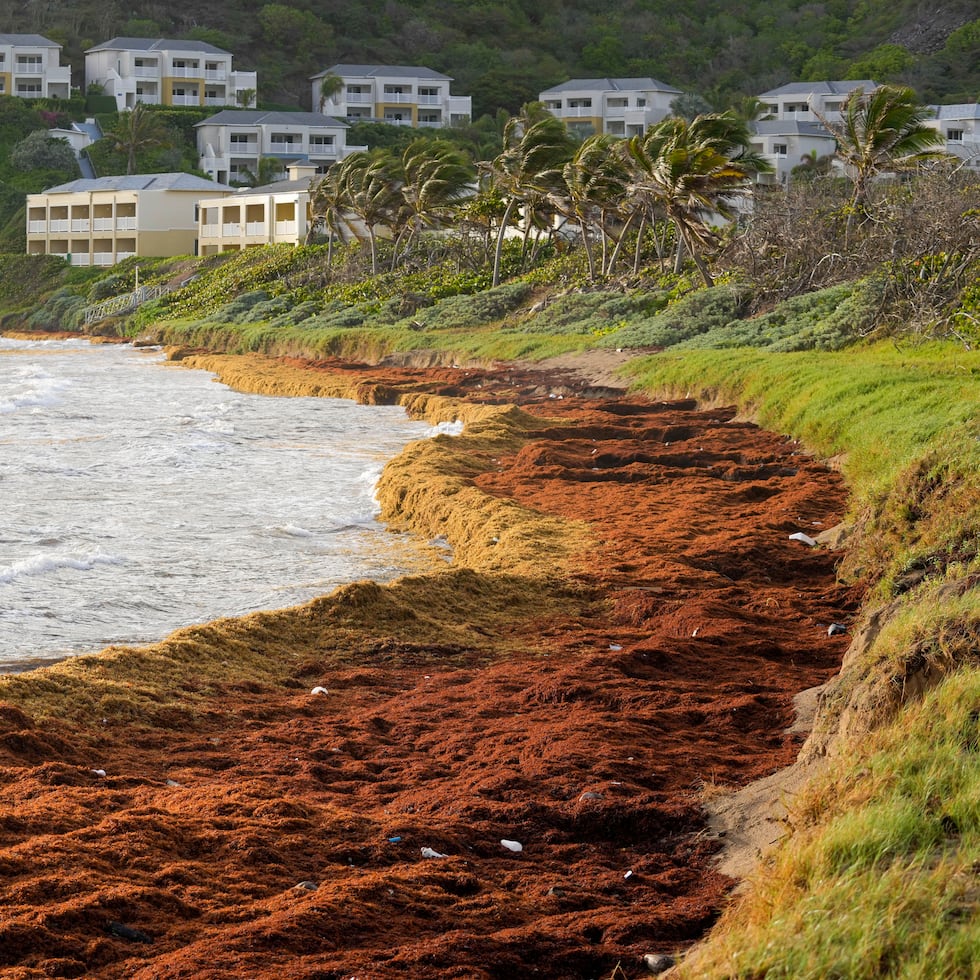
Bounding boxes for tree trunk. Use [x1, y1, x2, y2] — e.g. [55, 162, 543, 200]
[492, 198, 518, 287]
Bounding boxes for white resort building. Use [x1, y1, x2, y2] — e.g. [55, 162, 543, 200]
[311, 64, 472, 127]
[85, 37, 257, 111]
[195, 110, 364, 186]
[539, 77, 681, 138]
[26, 173, 233, 265]
[197, 163, 325, 254]
[926, 103, 980, 171]
[0, 33, 72, 99]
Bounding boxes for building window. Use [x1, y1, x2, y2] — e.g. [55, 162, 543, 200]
[773, 143, 788, 155]
[230, 133, 253, 144]
[309, 135, 335, 147]
[948, 129, 964, 141]
[636, 98, 646, 107]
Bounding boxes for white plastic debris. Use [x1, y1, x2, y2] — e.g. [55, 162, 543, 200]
[500, 839, 523, 853]
[609, 643, 623, 651]
[789, 531, 818, 547]
[310, 686, 329, 695]
[90, 769, 107, 777]
[420, 847, 449, 859]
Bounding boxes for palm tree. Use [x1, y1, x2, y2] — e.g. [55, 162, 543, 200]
[307, 163, 355, 259]
[813, 85, 948, 225]
[111, 104, 171, 175]
[317, 73, 344, 114]
[623, 112, 768, 286]
[553, 133, 628, 280]
[480, 104, 575, 285]
[332, 150, 399, 273]
[390, 139, 473, 266]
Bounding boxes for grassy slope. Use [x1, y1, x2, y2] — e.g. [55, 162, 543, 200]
[3, 252, 979, 975]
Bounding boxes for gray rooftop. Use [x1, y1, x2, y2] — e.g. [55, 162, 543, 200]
[42, 173, 233, 194]
[752, 120, 836, 138]
[86, 36, 232, 56]
[929, 103, 980, 120]
[0, 33, 61, 47]
[196, 110, 348, 128]
[312, 64, 452, 81]
[539, 77, 681, 96]
[758, 80, 877, 99]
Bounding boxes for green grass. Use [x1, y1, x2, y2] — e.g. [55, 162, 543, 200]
[680, 669, 980, 979]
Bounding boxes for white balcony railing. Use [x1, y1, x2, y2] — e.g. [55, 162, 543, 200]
[171, 95, 200, 107]
[308, 144, 338, 157]
[93, 218, 113, 231]
[275, 220, 297, 236]
[71, 255, 91, 266]
[345, 92, 372, 104]
[28, 220, 45, 234]
[116, 251, 136, 261]
[418, 94, 442, 105]
[222, 222, 241, 236]
[381, 92, 414, 104]
[117, 217, 136, 230]
[205, 69, 228, 81]
[559, 106, 595, 117]
[15, 62, 43, 74]
[418, 121, 441, 128]
[133, 66, 160, 77]
[201, 224, 220, 238]
[245, 222, 265, 235]
[204, 97, 228, 106]
[49, 219, 69, 233]
[93, 253, 114, 266]
[71, 219, 90, 232]
[169, 67, 201, 78]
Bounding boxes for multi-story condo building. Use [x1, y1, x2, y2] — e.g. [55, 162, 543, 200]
[311, 64, 471, 127]
[926, 103, 980, 171]
[195, 110, 365, 185]
[539, 77, 681, 138]
[755, 80, 878, 124]
[751, 81, 879, 186]
[26, 173, 233, 266]
[85, 37, 257, 111]
[0, 33, 72, 99]
[197, 163, 325, 254]
[749, 120, 838, 186]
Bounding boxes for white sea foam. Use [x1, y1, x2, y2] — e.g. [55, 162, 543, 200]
[0, 339, 437, 667]
[0, 551, 124, 585]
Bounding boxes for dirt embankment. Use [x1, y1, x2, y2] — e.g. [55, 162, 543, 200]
[0, 352, 861, 979]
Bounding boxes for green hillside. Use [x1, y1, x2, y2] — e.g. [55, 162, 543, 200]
[5, 0, 979, 114]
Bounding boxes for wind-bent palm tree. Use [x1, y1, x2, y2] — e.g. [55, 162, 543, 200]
[553, 133, 628, 280]
[623, 112, 768, 286]
[480, 104, 575, 285]
[332, 150, 399, 273]
[813, 85, 948, 225]
[390, 139, 473, 266]
[307, 163, 356, 259]
[111, 104, 171, 175]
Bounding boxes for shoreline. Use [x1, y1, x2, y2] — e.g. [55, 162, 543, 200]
[0, 344, 859, 978]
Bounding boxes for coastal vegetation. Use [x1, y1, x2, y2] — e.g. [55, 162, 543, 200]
[1, 82, 979, 980]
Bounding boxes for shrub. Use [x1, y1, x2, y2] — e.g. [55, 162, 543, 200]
[600, 283, 752, 349]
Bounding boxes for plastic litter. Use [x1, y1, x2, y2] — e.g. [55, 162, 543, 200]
[500, 839, 523, 853]
[788, 531, 818, 547]
[420, 846, 449, 859]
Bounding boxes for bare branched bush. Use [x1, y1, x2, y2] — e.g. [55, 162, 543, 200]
[724, 169, 980, 337]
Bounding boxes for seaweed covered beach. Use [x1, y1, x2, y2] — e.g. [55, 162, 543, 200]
[0, 350, 860, 979]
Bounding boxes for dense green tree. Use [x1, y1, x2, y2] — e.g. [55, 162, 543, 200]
[9, 131, 80, 177]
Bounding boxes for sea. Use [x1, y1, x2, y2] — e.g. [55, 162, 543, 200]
[0, 336, 450, 673]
